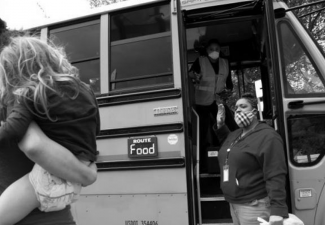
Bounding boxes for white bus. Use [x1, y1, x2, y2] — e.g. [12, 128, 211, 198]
[30, 0, 325, 224]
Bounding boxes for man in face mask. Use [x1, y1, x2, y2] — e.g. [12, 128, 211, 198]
[189, 39, 237, 172]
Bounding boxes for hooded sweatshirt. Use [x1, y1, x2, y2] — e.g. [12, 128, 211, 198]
[214, 122, 288, 217]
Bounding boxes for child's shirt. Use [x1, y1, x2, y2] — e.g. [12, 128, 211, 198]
[0, 82, 100, 162]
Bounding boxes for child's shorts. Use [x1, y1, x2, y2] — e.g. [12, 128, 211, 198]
[29, 164, 82, 212]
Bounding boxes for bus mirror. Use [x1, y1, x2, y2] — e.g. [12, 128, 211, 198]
[274, 8, 286, 18]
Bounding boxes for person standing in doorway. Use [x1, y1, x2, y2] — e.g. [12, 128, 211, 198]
[189, 39, 237, 172]
[214, 93, 288, 225]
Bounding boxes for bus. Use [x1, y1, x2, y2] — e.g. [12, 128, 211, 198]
[29, 0, 325, 224]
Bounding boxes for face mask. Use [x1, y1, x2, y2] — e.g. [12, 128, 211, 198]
[208, 51, 219, 60]
[234, 109, 257, 127]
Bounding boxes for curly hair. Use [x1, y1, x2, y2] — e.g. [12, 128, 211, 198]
[0, 36, 80, 121]
[240, 92, 258, 110]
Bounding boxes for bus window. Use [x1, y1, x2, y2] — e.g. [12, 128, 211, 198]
[50, 20, 100, 93]
[278, 21, 325, 96]
[230, 67, 262, 107]
[110, 3, 173, 93]
[288, 114, 325, 166]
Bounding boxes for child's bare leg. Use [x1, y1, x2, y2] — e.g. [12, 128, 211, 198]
[0, 174, 39, 225]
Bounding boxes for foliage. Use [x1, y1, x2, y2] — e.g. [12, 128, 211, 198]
[0, 19, 27, 52]
[284, 0, 325, 51]
[88, 0, 128, 8]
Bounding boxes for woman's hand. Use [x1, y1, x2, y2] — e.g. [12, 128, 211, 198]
[216, 104, 226, 129]
[189, 71, 202, 84]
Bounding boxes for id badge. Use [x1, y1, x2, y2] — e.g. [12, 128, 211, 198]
[223, 164, 229, 182]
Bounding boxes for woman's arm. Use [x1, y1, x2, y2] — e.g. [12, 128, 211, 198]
[212, 104, 231, 144]
[0, 101, 33, 146]
[18, 121, 97, 186]
[258, 133, 288, 219]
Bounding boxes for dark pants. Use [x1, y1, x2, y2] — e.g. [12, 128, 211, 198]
[196, 102, 238, 171]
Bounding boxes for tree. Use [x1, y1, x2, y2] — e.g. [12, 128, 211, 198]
[284, 0, 325, 51]
[88, 0, 128, 8]
[0, 18, 28, 51]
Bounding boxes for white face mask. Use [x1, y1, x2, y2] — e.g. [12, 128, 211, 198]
[208, 51, 220, 60]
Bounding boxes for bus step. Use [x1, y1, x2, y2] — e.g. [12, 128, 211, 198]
[200, 176, 223, 196]
[200, 195, 225, 201]
[200, 173, 220, 178]
[201, 201, 232, 221]
[202, 218, 233, 224]
[202, 224, 233, 225]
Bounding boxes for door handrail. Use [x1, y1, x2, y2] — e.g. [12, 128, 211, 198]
[192, 107, 202, 225]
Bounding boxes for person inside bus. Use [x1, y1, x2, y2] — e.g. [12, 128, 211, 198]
[189, 39, 237, 172]
[0, 36, 99, 225]
[214, 92, 288, 225]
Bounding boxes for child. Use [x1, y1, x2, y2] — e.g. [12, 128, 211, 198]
[0, 36, 100, 225]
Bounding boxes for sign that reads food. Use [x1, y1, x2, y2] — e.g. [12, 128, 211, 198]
[128, 137, 158, 158]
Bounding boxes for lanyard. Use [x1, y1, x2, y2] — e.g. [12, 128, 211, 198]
[224, 133, 242, 166]
[224, 123, 259, 165]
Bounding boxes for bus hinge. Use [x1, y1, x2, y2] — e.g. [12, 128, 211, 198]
[173, 0, 177, 15]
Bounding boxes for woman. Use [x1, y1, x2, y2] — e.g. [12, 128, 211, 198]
[214, 93, 288, 225]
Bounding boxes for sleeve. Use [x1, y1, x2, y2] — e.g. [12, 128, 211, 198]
[225, 60, 233, 90]
[88, 85, 101, 136]
[212, 123, 231, 145]
[95, 99, 100, 136]
[0, 100, 33, 146]
[257, 132, 289, 218]
[189, 58, 201, 74]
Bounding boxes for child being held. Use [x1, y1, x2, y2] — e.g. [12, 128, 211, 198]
[0, 36, 100, 225]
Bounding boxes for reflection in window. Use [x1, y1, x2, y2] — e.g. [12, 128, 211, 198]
[111, 4, 170, 41]
[110, 3, 173, 93]
[50, 21, 100, 94]
[288, 114, 325, 166]
[278, 22, 325, 95]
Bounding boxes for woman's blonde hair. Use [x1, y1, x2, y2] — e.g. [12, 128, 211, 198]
[0, 36, 80, 121]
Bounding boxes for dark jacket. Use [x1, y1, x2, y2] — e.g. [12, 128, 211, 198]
[214, 122, 288, 217]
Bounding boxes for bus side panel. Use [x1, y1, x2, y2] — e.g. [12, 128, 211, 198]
[97, 133, 184, 158]
[314, 182, 325, 225]
[72, 93, 188, 225]
[288, 164, 325, 225]
[99, 98, 183, 129]
[81, 168, 187, 195]
[71, 193, 188, 225]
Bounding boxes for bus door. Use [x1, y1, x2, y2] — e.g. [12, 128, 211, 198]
[181, 0, 277, 224]
[271, 2, 325, 225]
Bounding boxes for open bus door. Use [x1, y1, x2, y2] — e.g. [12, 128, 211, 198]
[181, 0, 281, 224]
[270, 1, 325, 225]
[181, 0, 325, 224]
